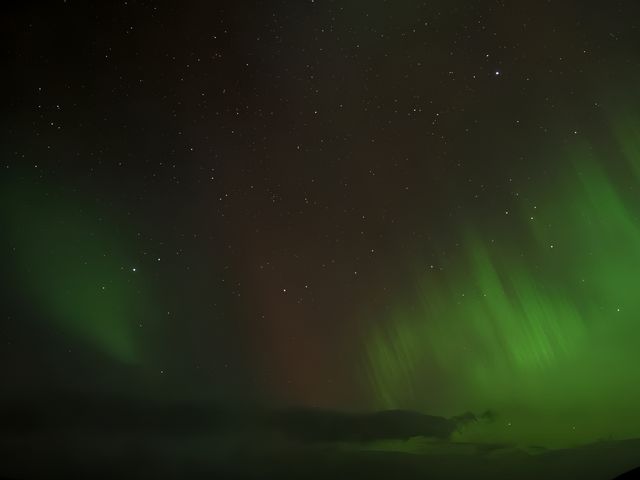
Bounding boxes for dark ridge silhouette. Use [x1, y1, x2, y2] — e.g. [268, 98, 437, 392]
[614, 466, 640, 479]
[2, 394, 640, 479]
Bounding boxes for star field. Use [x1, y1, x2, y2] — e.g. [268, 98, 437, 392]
[3, 1, 640, 458]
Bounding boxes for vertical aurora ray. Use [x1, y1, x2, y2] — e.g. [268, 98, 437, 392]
[363, 112, 640, 446]
[1, 177, 153, 363]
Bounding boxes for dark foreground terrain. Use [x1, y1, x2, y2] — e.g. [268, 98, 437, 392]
[0, 397, 639, 479]
[2, 434, 640, 479]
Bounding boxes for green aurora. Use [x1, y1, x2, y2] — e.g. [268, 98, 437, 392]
[1, 179, 153, 364]
[364, 110, 640, 447]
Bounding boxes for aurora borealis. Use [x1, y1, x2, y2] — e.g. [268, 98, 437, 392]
[365, 133, 640, 446]
[2, 180, 154, 363]
[3, 1, 640, 478]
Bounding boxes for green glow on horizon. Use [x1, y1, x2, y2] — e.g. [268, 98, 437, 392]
[1, 179, 151, 363]
[364, 114, 640, 447]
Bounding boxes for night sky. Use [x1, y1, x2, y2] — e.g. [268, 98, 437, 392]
[3, 2, 640, 477]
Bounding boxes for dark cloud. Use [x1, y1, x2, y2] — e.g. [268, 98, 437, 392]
[0, 393, 476, 441]
[270, 408, 478, 442]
